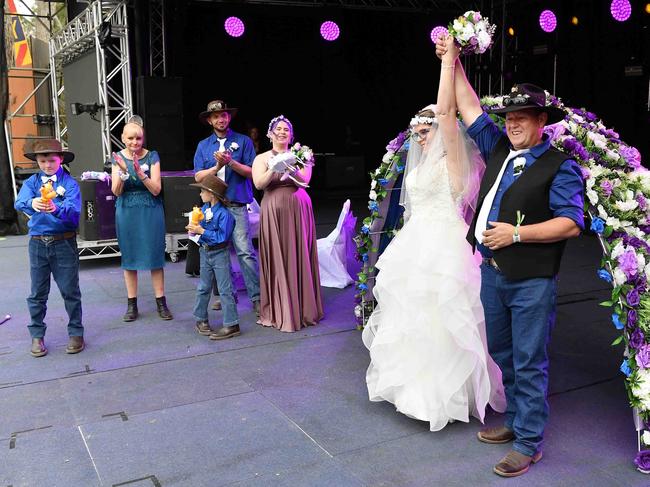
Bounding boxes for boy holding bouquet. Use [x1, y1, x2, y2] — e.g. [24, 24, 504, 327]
[186, 174, 240, 340]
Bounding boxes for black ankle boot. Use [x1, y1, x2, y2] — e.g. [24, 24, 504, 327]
[156, 296, 173, 320]
[123, 297, 138, 322]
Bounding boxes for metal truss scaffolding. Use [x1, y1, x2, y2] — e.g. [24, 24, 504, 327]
[49, 0, 133, 164]
[149, 0, 167, 77]
[196, 0, 465, 12]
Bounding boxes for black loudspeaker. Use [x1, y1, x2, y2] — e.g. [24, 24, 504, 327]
[77, 179, 116, 241]
[161, 171, 200, 233]
[136, 77, 187, 171]
[324, 156, 365, 189]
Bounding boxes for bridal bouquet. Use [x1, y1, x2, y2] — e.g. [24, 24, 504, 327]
[448, 11, 496, 55]
[268, 143, 315, 188]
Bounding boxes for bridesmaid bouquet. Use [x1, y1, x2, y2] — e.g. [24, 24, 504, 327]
[448, 10, 496, 55]
[268, 142, 315, 188]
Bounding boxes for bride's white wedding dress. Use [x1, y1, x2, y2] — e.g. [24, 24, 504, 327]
[362, 153, 506, 431]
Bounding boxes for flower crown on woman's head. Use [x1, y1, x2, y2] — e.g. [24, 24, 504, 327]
[267, 114, 294, 140]
[409, 104, 438, 127]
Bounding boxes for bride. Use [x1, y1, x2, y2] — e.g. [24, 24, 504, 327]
[362, 37, 506, 431]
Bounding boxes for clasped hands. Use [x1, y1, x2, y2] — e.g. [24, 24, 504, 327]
[482, 221, 517, 250]
[113, 152, 147, 181]
[434, 34, 459, 62]
[213, 151, 232, 171]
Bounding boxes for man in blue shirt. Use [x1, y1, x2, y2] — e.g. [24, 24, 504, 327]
[193, 100, 260, 316]
[14, 139, 84, 357]
[186, 174, 239, 340]
[437, 41, 584, 477]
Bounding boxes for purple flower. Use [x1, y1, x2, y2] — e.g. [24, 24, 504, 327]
[620, 145, 642, 170]
[580, 166, 591, 180]
[618, 250, 640, 279]
[635, 450, 650, 472]
[562, 137, 577, 152]
[629, 327, 645, 349]
[637, 194, 647, 211]
[629, 309, 639, 328]
[636, 344, 650, 369]
[628, 288, 641, 307]
[600, 180, 613, 197]
[585, 111, 597, 122]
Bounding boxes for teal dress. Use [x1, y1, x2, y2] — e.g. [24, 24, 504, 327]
[112, 150, 166, 270]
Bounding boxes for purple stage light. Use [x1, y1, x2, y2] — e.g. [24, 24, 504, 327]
[539, 10, 557, 33]
[430, 26, 448, 43]
[224, 16, 245, 37]
[320, 21, 340, 41]
[610, 0, 632, 21]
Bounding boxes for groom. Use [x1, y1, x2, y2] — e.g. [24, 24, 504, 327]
[436, 41, 584, 477]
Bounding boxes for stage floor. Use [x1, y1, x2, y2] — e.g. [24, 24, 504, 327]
[0, 203, 646, 486]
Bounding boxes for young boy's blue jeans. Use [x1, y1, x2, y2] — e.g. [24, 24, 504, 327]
[27, 237, 83, 339]
[193, 245, 238, 326]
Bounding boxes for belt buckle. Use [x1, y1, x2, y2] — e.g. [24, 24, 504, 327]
[41, 235, 54, 244]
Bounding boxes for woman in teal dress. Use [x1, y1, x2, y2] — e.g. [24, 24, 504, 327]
[111, 120, 173, 322]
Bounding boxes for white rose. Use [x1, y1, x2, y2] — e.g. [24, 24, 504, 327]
[637, 252, 647, 271]
[453, 19, 464, 32]
[140, 163, 149, 172]
[645, 262, 650, 281]
[643, 430, 650, 447]
[230, 142, 239, 151]
[610, 241, 625, 259]
[55, 186, 66, 197]
[477, 30, 491, 50]
[587, 190, 598, 206]
[613, 268, 627, 286]
[605, 149, 620, 161]
[572, 114, 585, 124]
[371, 180, 377, 190]
[615, 200, 639, 212]
[382, 152, 393, 164]
[606, 216, 621, 229]
[369, 190, 378, 201]
[597, 204, 608, 220]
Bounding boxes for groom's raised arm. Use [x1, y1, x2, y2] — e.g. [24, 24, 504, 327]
[453, 58, 483, 127]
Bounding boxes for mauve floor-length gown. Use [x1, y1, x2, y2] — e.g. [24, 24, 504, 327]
[258, 180, 324, 332]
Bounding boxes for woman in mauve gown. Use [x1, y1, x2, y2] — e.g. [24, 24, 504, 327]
[252, 115, 324, 332]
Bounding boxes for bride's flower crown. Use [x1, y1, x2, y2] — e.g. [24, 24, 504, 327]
[409, 104, 438, 127]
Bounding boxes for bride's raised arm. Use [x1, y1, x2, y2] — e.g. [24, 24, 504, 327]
[436, 36, 462, 186]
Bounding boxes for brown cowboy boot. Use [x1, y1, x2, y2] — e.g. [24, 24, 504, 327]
[477, 425, 515, 444]
[493, 450, 543, 477]
[30, 338, 47, 358]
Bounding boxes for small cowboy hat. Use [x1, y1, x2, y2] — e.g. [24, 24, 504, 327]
[199, 100, 238, 124]
[488, 83, 566, 125]
[24, 138, 75, 164]
[189, 174, 229, 202]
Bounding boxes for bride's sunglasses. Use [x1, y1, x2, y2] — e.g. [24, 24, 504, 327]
[411, 128, 431, 142]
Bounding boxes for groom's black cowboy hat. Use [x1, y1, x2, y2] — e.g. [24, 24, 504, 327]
[488, 83, 566, 125]
[199, 99, 238, 125]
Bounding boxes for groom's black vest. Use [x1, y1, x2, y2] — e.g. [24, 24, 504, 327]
[466, 137, 573, 280]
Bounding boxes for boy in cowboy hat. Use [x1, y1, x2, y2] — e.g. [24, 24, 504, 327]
[436, 39, 584, 477]
[193, 99, 260, 316]
[186, 174, 241, 340]
[14, 138, 85, 357]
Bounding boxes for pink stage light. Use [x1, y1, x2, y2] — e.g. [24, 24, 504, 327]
[539, 10, 557, 33]
[224, 16, 245, 37]
[430, 26, 448, 43]
[610, 0, 632, 21]
[320, 21, 340, 41]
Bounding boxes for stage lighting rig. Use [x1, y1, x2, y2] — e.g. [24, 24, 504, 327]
[70, 102, 104, 122]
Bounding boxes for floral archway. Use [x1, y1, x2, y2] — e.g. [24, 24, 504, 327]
[354, 94, 650, 471]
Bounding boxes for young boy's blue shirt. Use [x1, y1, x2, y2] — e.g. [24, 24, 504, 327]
[14, 166, 81, 235]
[198, 201, 234, 246]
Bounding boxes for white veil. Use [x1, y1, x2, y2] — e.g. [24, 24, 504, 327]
[400, 112, 485, 226]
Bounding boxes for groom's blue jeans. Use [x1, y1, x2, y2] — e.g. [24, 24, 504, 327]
[480, 263, 557, 457]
